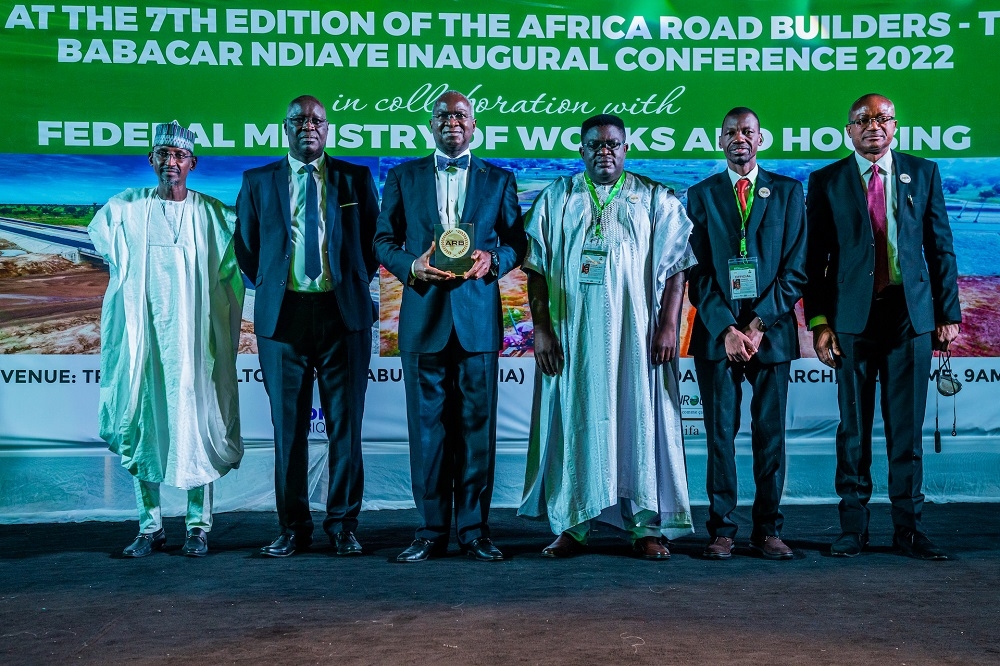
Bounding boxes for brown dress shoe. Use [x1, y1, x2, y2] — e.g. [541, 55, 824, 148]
[633, 536, 671, 560]
[703, 536, 734, 559]
[541, 532, 582, 558]
[750, 535, 794, 560]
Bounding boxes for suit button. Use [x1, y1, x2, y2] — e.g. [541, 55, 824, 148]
[285, 254, 289, 259]
[280, 280, 286, 285]
[869, 271, 874, 276]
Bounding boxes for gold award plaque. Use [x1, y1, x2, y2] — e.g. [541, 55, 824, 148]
[439, 228, 471, 258]
[434, 223, 475, 273]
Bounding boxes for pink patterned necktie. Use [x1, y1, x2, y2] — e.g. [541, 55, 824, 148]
[867, 164, 890, 293]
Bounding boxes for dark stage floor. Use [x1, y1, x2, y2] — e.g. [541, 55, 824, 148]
[1, 504, 998, 665]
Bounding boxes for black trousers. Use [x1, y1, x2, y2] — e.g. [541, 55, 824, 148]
[834, 286, 931, 535]
[401, 333, 499, 546]
[695, 356, 790, 541]
[257, 291, 371, 541]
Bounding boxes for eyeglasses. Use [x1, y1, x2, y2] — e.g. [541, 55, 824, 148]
[583, 140, 624, 152]
[433, 112, 471, 122]
[152, 149, 192, 162]
[286, 116, 328, 128]
[846, 115, 896, 128]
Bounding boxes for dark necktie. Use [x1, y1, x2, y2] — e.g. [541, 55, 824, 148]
[735, 177, 750, 218]
[867, 164, 890, 293]
[304, 164, 321, 280]
[436, 154, 469, 171]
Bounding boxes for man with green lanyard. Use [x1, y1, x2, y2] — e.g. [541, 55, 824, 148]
[518, 114, 697, 559]
[687, 107, 807, 560]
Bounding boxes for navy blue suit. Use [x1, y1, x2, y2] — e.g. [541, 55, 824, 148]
[373, 154, 525, 545]
[235, 155, 379, 541]
[804, 150, 961, 535]
[688, 168, 807, 541]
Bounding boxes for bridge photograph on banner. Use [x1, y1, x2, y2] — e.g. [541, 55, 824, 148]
[1, 0, 999, 521]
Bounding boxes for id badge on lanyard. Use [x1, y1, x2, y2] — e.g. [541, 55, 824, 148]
[728, 257, 759, 300]
[580, 246, 608, 285]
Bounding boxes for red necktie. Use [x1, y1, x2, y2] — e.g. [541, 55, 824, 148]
[866, 164, 890, 293]
[735, 178, 750, 218]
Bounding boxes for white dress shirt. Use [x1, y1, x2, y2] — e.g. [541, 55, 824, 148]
[434, 148, 471, 230]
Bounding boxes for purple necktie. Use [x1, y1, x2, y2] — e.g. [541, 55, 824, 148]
[867, 164, 890, 293]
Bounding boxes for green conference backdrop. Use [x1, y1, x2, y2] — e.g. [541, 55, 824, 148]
[1, 1, 1000, 445]
[2, 0, 999, 159]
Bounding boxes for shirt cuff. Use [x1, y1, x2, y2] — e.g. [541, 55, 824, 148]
[808, 315, 829, 330]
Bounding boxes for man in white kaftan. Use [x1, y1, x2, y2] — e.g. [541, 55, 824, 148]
[518, 114, 695, 559]
[88, 121, 244, 558]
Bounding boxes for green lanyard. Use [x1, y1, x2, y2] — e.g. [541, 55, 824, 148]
[585, 171, 626, 239]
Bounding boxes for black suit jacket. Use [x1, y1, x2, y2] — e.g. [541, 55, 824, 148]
[804, 151, 961, 335]
[235, 155, 380, 338]
[687, 168, 808, 363]
[373, 154, 526, 354]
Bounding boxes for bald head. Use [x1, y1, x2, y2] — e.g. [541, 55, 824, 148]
[288, 95, 323, 116]
[849, 93, 894, 120]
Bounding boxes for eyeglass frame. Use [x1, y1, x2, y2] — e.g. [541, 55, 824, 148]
[433, 112, 472, 122]
[582, 139, 625, 152]
[151, 148, 194, 163]
[286, 115, 329, 129]
[846, 115, 896, 129]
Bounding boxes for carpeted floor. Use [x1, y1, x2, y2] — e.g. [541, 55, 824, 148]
[1, 504, 998, 665]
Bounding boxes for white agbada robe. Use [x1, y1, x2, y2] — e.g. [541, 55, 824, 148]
[518, 172, 696, 539]
[88, 187, 245, 490]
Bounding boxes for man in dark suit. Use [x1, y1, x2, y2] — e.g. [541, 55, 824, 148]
[235, 95, 380, 557]
[688, 107, 807, 560]
[805, 93, 961, 560]
[374, 90, 526, 562]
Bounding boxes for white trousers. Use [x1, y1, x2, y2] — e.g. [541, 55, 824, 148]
[133, 478, 213, 533]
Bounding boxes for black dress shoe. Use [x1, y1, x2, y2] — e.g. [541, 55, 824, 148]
[122, 528, 166, 558]
[893, 529, 949, 561]
[260, 533, 308, 558]
[396, 538, 447, 562]
[463, 537, 504, 561]
[830, 532, 869, 558]
[182, 528, 209, 558]
[333, 531, 363, 556]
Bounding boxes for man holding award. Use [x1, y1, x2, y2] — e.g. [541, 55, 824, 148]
[374, 90, 526, 562]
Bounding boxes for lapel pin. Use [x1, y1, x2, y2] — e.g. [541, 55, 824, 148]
[899, 173, 911, 183]
[907, 194, 914, 206]
[628, 194, 640, 203]
[758, 187, 770, 198]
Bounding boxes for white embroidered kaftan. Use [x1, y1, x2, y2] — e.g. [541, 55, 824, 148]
[88, 188, 244, 490]
[518, 172, 696, 538]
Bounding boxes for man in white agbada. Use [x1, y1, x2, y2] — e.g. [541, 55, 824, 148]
[518, 114, 696, 559]
[88, 121, 245, 558]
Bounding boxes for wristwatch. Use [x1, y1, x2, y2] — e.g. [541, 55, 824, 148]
[754, 315, 767, 332]
[489, 250, 500, 278]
